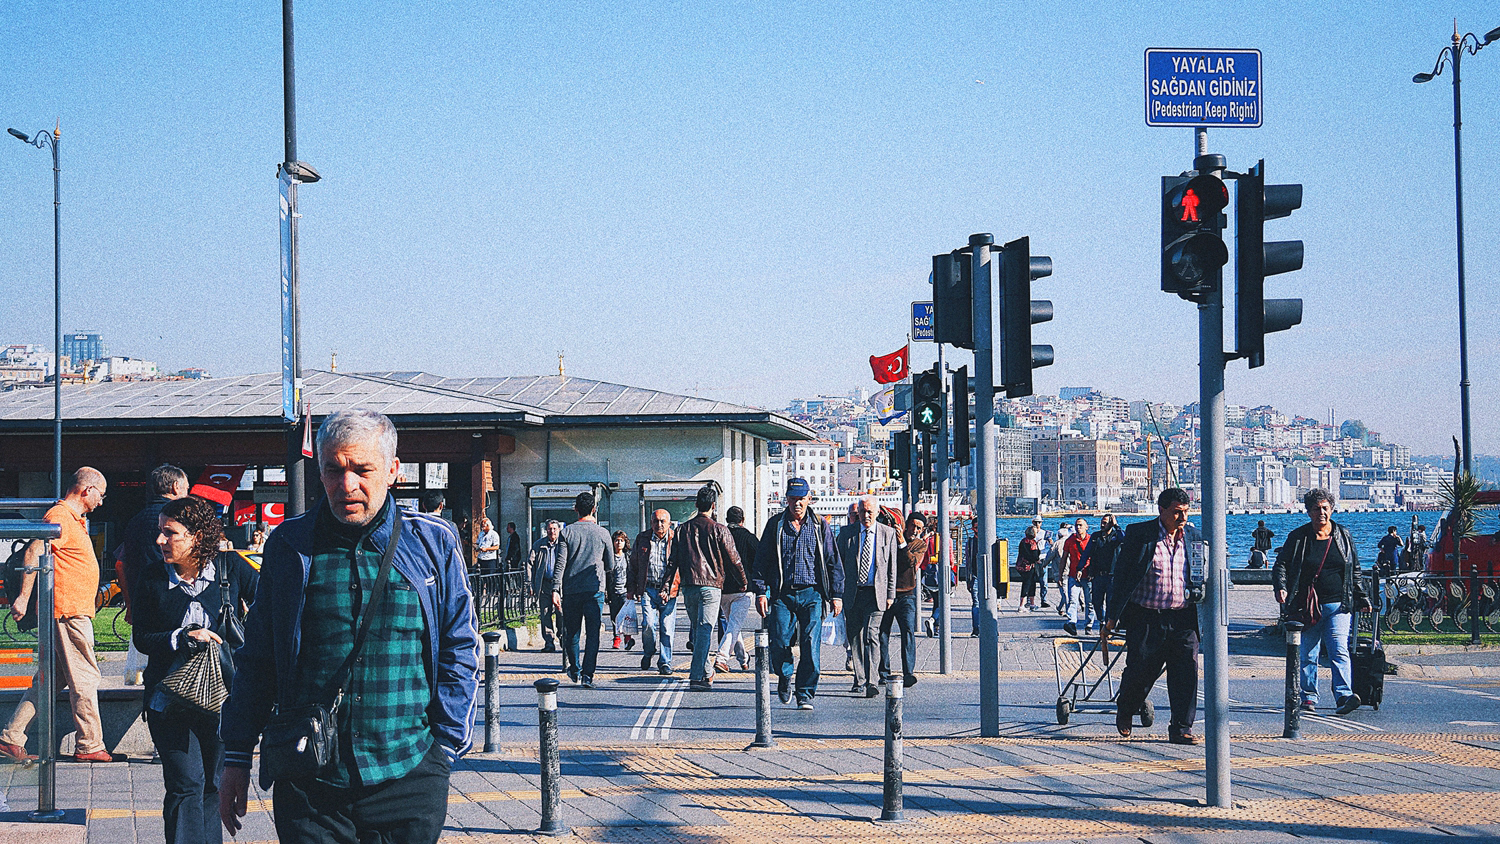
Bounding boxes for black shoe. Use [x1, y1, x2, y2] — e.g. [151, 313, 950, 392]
[1040, 601, 1051, 608]
[1335, 694, 1362, 715]
[658, 665, 674, 675]
[850, 682, 864, 696]
[1063, 621, 1078, 636]
[1116, 706, 1133, 737]
[641, 657, 653, 670]
[777, 676, 791, 705]
[865, 684, 879, 698]
[903, 674, 918, 688]
[689, 680, 712, 692]
[542, 644, 557, 653]
[579, 676, 594, 689]
[797, 698, 814, 711]
[566, 668, 579, 684]
[1168, 729, 1198, 745]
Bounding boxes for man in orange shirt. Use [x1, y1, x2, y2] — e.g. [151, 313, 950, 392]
[1, 467, 113, 763]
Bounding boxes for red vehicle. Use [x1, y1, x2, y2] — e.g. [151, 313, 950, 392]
[1426, 489, 1500, 577]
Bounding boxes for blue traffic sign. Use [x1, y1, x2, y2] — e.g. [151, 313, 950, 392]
[911, 301, 934, 342]
[1145, 48, 1261, 128]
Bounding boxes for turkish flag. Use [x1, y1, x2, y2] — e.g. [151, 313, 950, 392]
[869, 345, 909, 384]
[189, 464, 248, 507]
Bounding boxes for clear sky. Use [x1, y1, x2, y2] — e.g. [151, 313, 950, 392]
[3, 2, 1497, 455]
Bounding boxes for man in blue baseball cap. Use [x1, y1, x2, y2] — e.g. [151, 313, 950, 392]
[751, 478, 843, 710]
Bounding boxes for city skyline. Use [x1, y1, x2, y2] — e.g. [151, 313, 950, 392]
[3, 3, 1496, 455]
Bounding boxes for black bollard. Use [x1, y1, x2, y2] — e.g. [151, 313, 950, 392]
[878, 680, 906, 823]
[748, 627, 776, 749]
[534, 678, 568, 837]
[1283, 621, 1302, 739]
[483, 631, 503, 753]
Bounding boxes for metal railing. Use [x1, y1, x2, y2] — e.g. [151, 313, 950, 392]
[469, 566, 538, 630]
[1374, 574, 1500, 634]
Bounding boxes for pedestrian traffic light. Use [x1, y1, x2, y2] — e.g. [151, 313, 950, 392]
[913, 365, 943, 433]
[931, 249, 973, 349]
[1161, 172, 1229, 300]
[920, 430, 934, 493]
[1235, 159, 1304, 368]
[998, 236, 1053, 399]
[890, 430, 910, 479]
[952, 364, 972, 467]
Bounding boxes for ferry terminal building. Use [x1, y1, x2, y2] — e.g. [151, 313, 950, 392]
[0, 370, 816, 558]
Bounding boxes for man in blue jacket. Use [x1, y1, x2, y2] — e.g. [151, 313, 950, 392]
[219, 409, 479, 844]
[752, 478, 843, 711]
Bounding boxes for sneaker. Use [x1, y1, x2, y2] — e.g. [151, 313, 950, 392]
[1300, 701, 1317, 712]
[625, 637, 636, 651]
[777, 676, 791, 705]
[1040, 601, 1051, 608]
[1335, 694, 1362, 715]
[579, 677, 595, 689]
[1063, 622, 1078, 636]
[923, 618, 935, 637]
[689, 680, 712, 692]
[0, 741, 35, 762]
[715, 658, 731, 675]
[797, 699, 814, 711]
[738, 655, 752, 672]
[1084, 625, 1094, 635]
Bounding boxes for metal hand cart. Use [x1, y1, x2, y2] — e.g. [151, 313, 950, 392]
[1051, 634, 1154, 727]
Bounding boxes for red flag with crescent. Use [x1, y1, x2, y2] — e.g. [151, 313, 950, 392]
[869, 345, 909, 384]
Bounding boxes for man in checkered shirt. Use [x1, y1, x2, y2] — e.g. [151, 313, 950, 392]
[1102, 488, 1203, 746]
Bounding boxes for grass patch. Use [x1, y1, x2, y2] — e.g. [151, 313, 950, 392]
[1381, 632, 1500, 646]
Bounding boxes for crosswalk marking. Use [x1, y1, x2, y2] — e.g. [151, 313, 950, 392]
[631, 678, 686, 740]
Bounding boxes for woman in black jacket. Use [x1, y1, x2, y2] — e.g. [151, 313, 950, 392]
[1271, 488, 1371, 716]
[132, 495, 258, 844]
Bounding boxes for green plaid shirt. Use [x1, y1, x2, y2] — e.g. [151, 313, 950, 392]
[297, 503, 432, 787]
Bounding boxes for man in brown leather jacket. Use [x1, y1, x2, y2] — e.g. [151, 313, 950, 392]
[662, 486, 745, 690]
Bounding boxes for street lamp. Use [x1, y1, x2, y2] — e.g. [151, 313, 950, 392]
[8, 122, 62, 502]
[1413, 22, 1500, 478]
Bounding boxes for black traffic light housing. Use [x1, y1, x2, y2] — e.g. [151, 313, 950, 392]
[912, 365, 943, 433]
[889, 430, 911, 479]
[952, 364, 971, 467]
[1161, 171, 1229, 301]
[931, 250, 973, 349]
[998, 236, 1053, 398]
[1235, 159, 1304, 368]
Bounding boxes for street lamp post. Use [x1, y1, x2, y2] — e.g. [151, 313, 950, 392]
[7, 122, 62, 501]
[1413, 21, 1500, 478]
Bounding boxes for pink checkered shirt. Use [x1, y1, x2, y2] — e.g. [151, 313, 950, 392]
[1130, 520, 1188, 610]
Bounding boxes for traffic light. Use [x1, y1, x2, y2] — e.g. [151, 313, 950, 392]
[1161, 172, 1229, 300]
[931, 250, 973, 349]
[920, 431, 934, 493]
[998, 236, 1053, 399]
[913, 365, 943, 433]
[889, 430, 911, 479]
[1235, 159, 1304, 368]
[952, 364, 971, 467]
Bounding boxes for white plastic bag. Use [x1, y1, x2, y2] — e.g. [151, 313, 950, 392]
[122, 641, 146, 685]
[616, 599, 640, 636]
[820, 613, 846, 647]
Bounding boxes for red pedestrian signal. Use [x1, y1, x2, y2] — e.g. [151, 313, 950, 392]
[1161, 172, 1229, 300]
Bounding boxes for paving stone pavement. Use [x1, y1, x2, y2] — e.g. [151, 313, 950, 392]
[5, 731, 1500, 843]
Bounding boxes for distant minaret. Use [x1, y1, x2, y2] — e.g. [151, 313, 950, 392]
[557, 351, 565, 377]
[330, 351, 338, 372]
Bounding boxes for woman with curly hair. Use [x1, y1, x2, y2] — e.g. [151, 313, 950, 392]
[132, 495, 258, 844]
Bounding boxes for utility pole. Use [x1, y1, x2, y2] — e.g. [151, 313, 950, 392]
[937, 344, 952, 674]
[969, 233, 1001, 737]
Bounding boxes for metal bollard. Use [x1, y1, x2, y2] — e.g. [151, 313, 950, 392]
[483, 631, 502, 753]
[748, 627, 776, 749]
[534, 678, 568, 837]
[878, 680, 905, 823]
[1283, 621, 1302, 739]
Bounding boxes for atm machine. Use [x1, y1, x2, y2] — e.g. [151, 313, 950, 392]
[524, 482, 612, 539]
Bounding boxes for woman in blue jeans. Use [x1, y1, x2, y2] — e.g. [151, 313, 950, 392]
[1272, 488, 1373, 715]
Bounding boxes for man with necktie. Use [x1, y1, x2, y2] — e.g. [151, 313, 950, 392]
[837, 496, 899, 698]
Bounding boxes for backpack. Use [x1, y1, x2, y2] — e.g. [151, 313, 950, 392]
[4, 540, 38, 631]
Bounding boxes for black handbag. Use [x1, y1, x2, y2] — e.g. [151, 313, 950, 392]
[259, 508, 402, 784]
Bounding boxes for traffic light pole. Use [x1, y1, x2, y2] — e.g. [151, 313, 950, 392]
[969, 233, 1001, 737]
[1195, 135, 1231, 809]
[937, 344, 952, 675]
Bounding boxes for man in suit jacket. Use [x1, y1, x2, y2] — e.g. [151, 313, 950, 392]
[837, 496, 900, 698]
[1102, 487, 1203, 745]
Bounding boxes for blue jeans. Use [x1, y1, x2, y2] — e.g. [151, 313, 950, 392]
[769, 586, 824, 701]
[561, 591, 605, 681]
[1299, 603, 1353, 705]
[680, 585, 722, 683]
[638, 587, 677, 670]
[1067, 577, 1096, 628]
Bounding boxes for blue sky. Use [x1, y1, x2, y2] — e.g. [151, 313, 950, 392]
[3, 1, 1497, 455]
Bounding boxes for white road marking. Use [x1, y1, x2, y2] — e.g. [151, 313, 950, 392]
[630, 678, 686, 740]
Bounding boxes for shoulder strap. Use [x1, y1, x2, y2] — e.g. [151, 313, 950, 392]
[325, 506, 403, 709]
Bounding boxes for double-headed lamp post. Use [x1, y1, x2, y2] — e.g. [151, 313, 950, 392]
[7, 122, 63, 502]
[1413, 22, 1500, 478]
